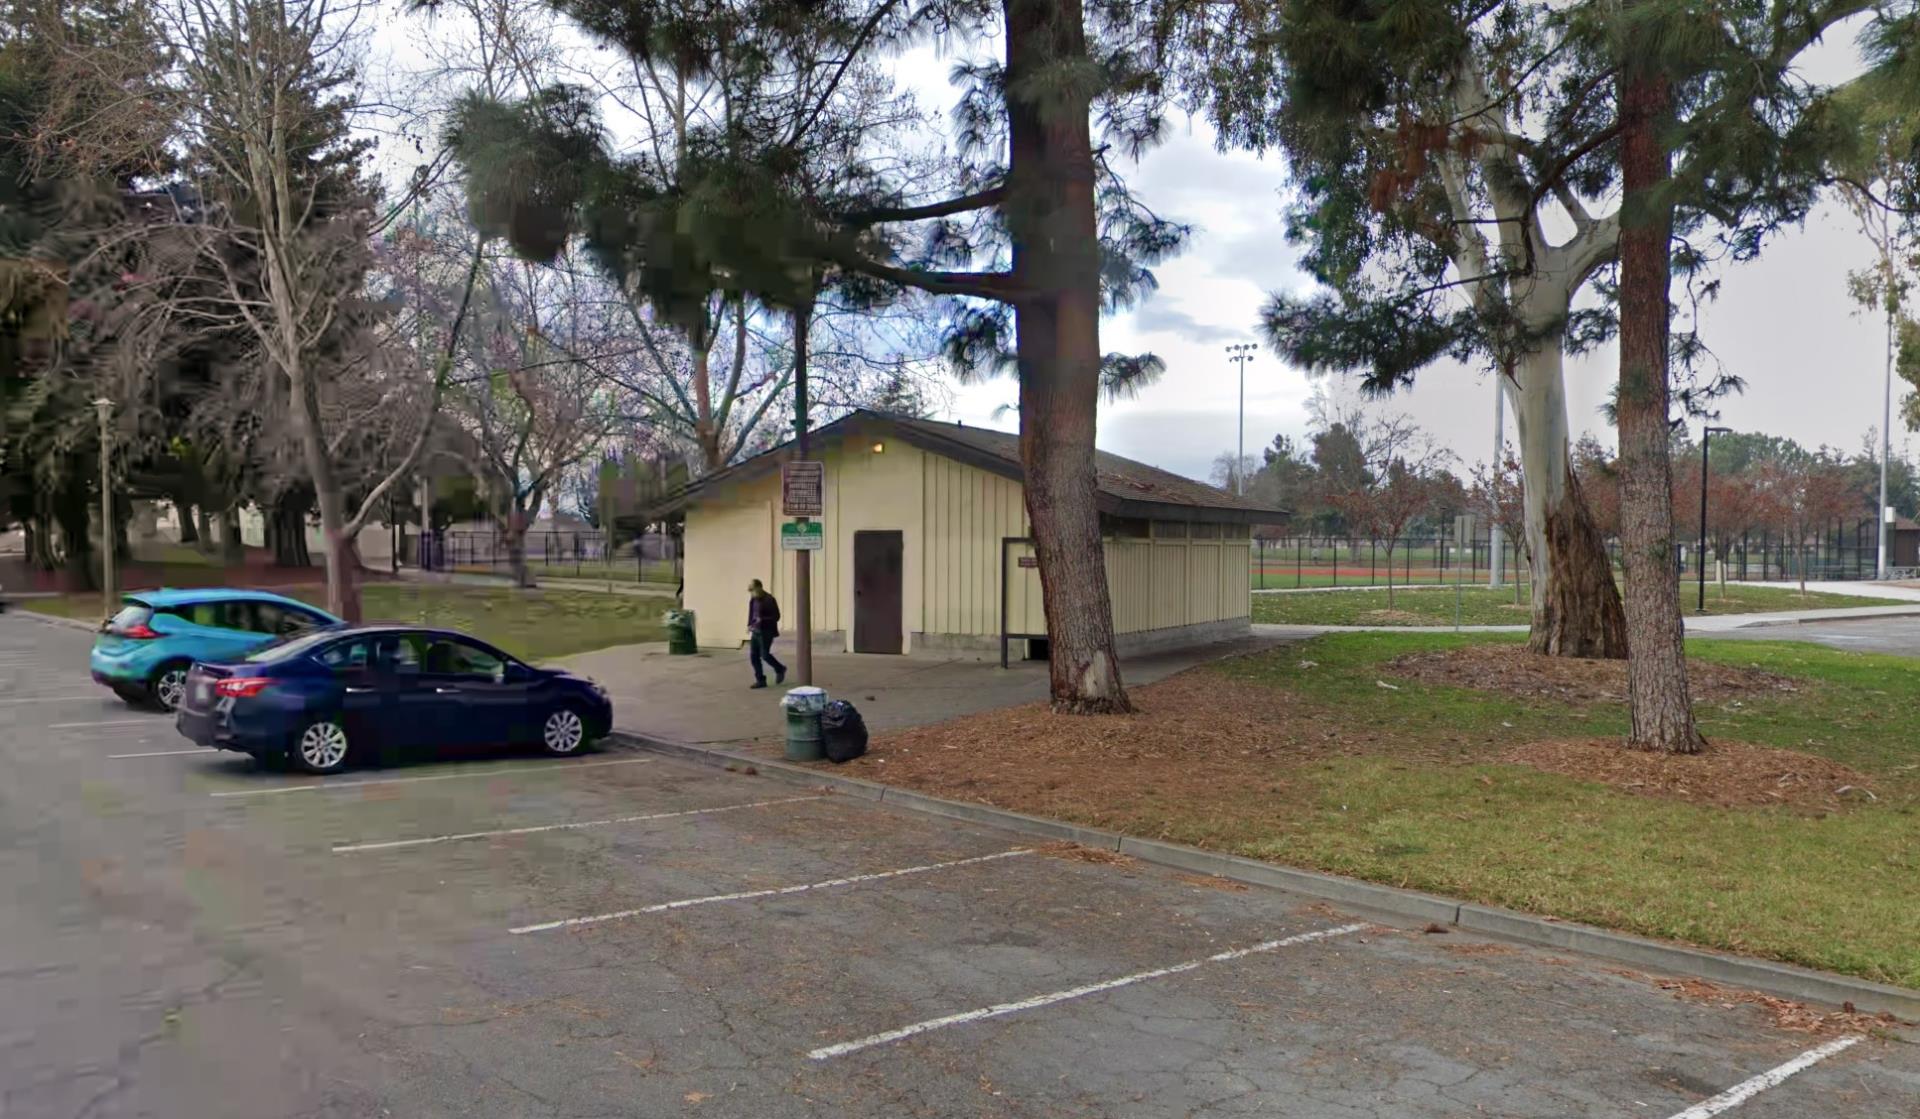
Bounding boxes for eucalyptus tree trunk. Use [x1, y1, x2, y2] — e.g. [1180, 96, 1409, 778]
[1615, 58, 1702, 754]
[1508, 347, 1627, 658]
[1005, 0, 1129, 713]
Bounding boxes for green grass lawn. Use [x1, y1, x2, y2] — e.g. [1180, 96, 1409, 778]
[20, 584, 666, 662]
[1251, 583, 1893, 626]
[1194, 633, 1920, 987]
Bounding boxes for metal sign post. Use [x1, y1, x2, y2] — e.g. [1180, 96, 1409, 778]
[787, 303, 818, 685]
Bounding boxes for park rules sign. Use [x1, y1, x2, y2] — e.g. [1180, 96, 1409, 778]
[781, 522, 825, 550]
[781, 461, 824, 517]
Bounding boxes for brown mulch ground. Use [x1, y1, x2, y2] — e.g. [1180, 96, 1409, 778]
[1386, 642, 1800, 707]
[845, 670, 1401, 832]
[1502, 738, 1874, 810]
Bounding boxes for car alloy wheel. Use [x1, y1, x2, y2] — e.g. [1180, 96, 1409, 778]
[297, 721, 350, 773]
[153, 667, 189, 711]
[542, 708, 585, 755]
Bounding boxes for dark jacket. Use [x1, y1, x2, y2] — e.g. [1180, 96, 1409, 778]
[748, 592, 781, 637]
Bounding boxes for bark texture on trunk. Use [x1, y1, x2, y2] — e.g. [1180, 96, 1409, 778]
[53, 472, 93, 592]
[194, 506, 214, 553]
[177, 503, 198, 545]
[218, 508, 245, 565]
[322, 526, 363, 623]
[25, 514, 55, 572]
[267, 492, 312, 567]
[1005, 0, 1129, 713]
[1534, 462, 1627, 657]
[1508, 349, 1627, 658]
[1615, 62, 1702, 754]
[502, 505, 533, 588]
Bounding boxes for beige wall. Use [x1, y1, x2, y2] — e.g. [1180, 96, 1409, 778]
[681, 431, 1251, 653]
[682, 474, 774, 649]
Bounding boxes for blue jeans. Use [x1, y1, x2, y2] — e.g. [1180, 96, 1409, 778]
[749, 631, 786, 684]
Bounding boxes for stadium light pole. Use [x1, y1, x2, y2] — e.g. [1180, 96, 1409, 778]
[1226, 343, 1257, 495]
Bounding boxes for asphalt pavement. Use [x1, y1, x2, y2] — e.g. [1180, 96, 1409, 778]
[1703, 613, 1920, 657]
[2, 612, 1916, 1117]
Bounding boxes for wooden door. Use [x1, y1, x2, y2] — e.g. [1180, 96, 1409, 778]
[853, 530, 904, 653]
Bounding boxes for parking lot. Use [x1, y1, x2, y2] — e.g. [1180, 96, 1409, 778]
[3, 613, 1916, 1118]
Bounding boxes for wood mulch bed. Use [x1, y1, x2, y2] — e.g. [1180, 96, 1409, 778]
[1385, 642, 1800, 707]
[846, 646, 1862, 818]
[843, 670, 1405, 833]
[1501, 738, 1874, 810]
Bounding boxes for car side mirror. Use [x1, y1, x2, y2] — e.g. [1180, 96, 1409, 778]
[493, 664, 507, 685]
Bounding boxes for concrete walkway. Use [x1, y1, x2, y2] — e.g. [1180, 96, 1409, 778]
[1733, 579, 1920, 602]
[560, 633, 1297, 747]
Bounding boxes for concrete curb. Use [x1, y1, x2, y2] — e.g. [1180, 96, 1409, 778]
[609, 730, 1920, 1021]
[13, 609, 99, 632]
[1729, 606, 1920, 629]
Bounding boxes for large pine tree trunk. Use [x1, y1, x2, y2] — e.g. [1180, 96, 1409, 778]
[1615, 61, 1702, 754]
[194, 505, 214, 553]
[1509, 348, 1627, 658]
[1005, 0, 1129, 713]
[177, 502, 198, 545]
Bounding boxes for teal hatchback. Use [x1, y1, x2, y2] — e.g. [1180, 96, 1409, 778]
[89, 589, 341, 710]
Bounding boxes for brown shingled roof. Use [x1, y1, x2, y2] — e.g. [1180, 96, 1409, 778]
[882, 414, 1284, 519]
[650, 410, 1288, 523]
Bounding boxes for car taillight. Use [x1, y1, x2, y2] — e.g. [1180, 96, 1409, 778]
[215, 678, 273, 698]
[118, 622, 160, 639]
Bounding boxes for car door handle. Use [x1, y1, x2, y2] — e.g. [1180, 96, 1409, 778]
[434, 686, 460, 694]
[345, 685, 375, 694]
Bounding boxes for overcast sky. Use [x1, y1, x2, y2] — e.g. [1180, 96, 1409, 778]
[373, 9, 1900, 486]
[906, 17, 1901, 483]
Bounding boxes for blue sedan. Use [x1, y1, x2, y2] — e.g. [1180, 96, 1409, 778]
[174, 625, 614, 773]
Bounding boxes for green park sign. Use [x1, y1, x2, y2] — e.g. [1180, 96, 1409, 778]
[781, 521, 824, 551]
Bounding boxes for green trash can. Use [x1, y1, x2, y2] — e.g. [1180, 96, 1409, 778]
[780, 686, 827, 762]
[663, 609, 698, 655]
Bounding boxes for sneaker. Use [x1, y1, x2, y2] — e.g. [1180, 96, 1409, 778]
[775, 667, 787, 685]
[749, 681, 767, 690]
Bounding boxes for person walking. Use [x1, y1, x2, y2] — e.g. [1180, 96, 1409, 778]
[746, 579, 786, 689]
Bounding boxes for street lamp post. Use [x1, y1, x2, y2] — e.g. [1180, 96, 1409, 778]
[93, 398, 115, 621]
[1700, 425, 1732, 613]
[1225, 343, 1257, 495]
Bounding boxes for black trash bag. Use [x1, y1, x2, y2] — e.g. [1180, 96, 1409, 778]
[819, 699, 868, 764]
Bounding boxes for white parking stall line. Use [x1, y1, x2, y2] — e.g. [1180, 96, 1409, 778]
[332, 795, 823, 853]
[109, 749, 207, 759]
[208, 756, 658, 798]
[53, 719, 163, 729]
[807, 922, 1370, 1061]
[0, 696, 109, 705]
[511, 848, 1036, 935]
[1663, 1036, 1863, 1119]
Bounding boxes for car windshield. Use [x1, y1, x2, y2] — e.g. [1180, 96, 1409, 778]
[243, 627, 344, 663]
